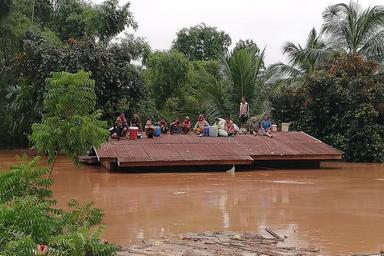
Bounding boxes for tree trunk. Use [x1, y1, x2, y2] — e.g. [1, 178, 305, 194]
[31, 0, 36, 22]
[48, 152, 58, 179]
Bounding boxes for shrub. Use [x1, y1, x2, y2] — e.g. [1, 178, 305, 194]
[30, 71, 109, 175]
[270, 55, 384, 162]
[269, 85, 306, 128]
[0, 156, 118, 256]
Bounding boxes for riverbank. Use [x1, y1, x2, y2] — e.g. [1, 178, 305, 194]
[118, 231, 320, 256]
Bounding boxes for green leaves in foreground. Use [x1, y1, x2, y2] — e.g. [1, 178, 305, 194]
[30, 71, 109, 164]
[0, 157, 117, 256]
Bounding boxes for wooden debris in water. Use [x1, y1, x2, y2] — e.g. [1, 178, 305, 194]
[265, 227, 284, 242]
[118, 231, 320, 256]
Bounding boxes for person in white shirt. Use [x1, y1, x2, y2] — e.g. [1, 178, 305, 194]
[239, 96, 249, 129]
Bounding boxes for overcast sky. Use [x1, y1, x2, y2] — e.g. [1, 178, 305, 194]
[105, 0, 383, 65]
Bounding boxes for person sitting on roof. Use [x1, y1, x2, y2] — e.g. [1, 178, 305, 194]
[109, 113, 127, 136]
[158, 119, 168, 134]
[182, 116, 191, 134]
[130, 113, 142, 131]
[170, 118, 182, 134]
[145, 120, 155, 138]
[224, 116, 236, 137]
[214, 117, 228, 137]
[259, 114, 273, 138]
[249, 116, 259, 136]
[119, 112, 128, 128]
[111, 116, 127, 139]
[193, 114, 209, 135]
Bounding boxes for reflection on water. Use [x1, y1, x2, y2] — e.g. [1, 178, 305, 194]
[1, 151, 384, 255]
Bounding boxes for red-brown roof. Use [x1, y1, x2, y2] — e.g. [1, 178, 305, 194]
[95, 132, 342, 168]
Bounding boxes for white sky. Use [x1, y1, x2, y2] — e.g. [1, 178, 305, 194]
[103, 0, 383, 65]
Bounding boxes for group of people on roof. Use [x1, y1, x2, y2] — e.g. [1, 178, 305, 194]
[110, 97, 274, 139]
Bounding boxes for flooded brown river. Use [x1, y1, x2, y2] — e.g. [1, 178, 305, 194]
[1, 151, 384, 255]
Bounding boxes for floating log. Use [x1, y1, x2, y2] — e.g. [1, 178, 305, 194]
[265, 227, 284, 241]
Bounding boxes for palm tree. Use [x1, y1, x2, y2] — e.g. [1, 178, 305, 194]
[322, 1, 384, 62]
[224, 47, 265, 109]
[270, 28, 331, 82]
[198, 47, 268, 120]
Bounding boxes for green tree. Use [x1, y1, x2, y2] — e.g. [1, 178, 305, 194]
[189, 60, 221, 79]
[30, 71, 109, 175]
[172, 23, 231, 61]
[0, 0, 147, 148]
[0, 1, 33, 69]
[94, 0, 137, 42]
[53, 0, 136, 41]
[52, 0, 90, 40]
[115, 33, 151, 64]
[322, 1, 384, 62]
[0, 157, 117, 256]
[0, 0, 11, 17]
[271, 55, 384, 162]
[30, 0, 54, 25]
[61, 36, 148, 120]
[145, 50, 190, 108]
[233, 39, 260, 55]
[198, 47, 267, 121]
[270, 28, 331, 81]
[6, 30, 62, 138]
[6, 30, 149, 143]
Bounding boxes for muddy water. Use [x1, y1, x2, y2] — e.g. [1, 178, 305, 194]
[1, 151, 384, 255]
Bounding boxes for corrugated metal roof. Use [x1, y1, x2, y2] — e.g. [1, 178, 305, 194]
[95, 132, 342, 167]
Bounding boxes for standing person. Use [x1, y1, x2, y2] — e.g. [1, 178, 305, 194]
[130, 113, 142, 131]
[239, 96, 249, 129]
[260, 114, 273, 138]
[182, 116, 191, 134]
[193, 114, 209, 135]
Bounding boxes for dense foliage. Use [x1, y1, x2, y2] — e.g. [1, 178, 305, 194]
[172, 23, 232, 61]
[2, 0, 382, 254]
[268, 1, 384, 162]
[0, 157, 117, 256]
[271, 55, 384, 162]
[270, 28, 331, 81]
[0, 0, 147, 147]
[196, 47, 269, 122]
[30, 71, 109, 170]
[0, 0, 384, 163]
[322, 2, 384, 62]
[146, 51, 190, 109]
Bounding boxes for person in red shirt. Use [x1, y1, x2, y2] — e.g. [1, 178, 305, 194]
[182, 116, 191, 134]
